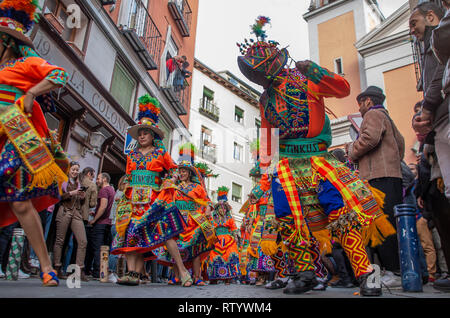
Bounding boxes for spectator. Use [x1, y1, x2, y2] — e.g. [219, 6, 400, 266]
[53, 162, 88, 281]
[108, 175, 126, 283]
[408, 163, 437, 283]
[410, 2, 449, 200]
[174, 61, 191, 92]
[80, 167, 98, 226]
[346, 85, 405, 287]
[166, 55, 186, 82]
[85, 172, 115, 279]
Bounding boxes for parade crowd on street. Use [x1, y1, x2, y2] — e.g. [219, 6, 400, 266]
[0, 0, 449, 297]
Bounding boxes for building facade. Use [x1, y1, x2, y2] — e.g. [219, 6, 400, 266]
[304, 0, 422, 164]
[185, 59, 261, 225]
[31, 0, 198, 186]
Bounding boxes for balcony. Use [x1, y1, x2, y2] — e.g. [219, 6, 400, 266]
[161, 69, 190, 115]
[200, 144, 217, 164]
[199, 98, 219, 122]
[120, 0, 162, 70]
[168, 0, 192, 37]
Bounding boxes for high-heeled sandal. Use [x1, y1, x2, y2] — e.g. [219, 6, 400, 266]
[40, 270, 59, 287]
[194, 279, 206, 286]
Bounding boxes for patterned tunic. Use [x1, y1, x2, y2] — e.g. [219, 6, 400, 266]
[0, 55, 68, 228]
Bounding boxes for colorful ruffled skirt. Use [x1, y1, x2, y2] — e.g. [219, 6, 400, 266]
[111, 188, 187, 257]
[206, 228, 240, 280]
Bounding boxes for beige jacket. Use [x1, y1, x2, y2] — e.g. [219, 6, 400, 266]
[348, 108, 405, 181]
[80, 178, 98, 221]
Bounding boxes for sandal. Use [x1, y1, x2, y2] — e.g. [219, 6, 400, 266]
[40, 270, 59, 287]
[265, 279, 288, 290]
[194, 279, 206, 286]
[255, 276, 266, 286]
[181, 272, 193, 287]
[168, 277, 181, 285]
[117, 271, 140, 286]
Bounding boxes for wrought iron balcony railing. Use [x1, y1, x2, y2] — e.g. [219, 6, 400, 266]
[199, 98, 219, 122]
[120, 0, 162, 70]
[200, 145, 217, 163]
[168, 0, 192, 37]
[161, 69, 190, 115]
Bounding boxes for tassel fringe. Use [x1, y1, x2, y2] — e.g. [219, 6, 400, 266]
[29, 161, 68, 194]
[361, 214, 396, 247]
[260, 240, 278, 256]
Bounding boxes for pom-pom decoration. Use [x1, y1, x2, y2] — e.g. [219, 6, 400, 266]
[0, 0, 41, 31]
[137, 94, 160, 124]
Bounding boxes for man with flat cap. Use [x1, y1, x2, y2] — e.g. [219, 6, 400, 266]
[346, 86, 405, 288]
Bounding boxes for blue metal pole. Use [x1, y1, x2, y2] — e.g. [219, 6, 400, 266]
[394, 204, 423, 292]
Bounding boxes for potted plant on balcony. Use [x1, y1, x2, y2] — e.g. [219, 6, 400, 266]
[44, 12, 65, 35]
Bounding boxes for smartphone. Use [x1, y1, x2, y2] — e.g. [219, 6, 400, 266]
[79, 186, 88, 192]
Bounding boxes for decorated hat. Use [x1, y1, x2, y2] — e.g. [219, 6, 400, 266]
[194, 162, 218, 180]
[128, 94, 164, 140]
[250, 183, 265, 202]
[0, 0, 40, 48]
[217, 186, 229, 202]
[237, 16, 288, 87]
[249, 160, 261, 178]
[178, 142, 197, 175]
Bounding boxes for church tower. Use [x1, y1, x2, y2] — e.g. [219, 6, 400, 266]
[303, 0, 384, 118]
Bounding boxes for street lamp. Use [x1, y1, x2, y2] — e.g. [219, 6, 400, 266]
[81, 131, 107, 157]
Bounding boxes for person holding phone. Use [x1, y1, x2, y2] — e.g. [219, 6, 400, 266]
[53, 161, 88, 281]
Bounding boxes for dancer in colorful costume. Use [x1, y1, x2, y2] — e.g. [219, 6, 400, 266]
[111, 95, 192, 286]
[237, 17, 395, 296]
[157, 143, 216, 286]
[207, 186, 240, 285]
[0, 0, 70, 287]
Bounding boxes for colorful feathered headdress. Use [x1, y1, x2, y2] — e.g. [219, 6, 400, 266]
[127, 94, 164, 140]
[237, 16, 288, 87]
[217, 186, 229, 202]
[178, 142, 197, 175]
[194, 162, 218, 179]
[0, 0, 41, 48]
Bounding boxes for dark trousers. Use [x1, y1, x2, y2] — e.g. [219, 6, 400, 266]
[331, 244, 355, 283]
[426, 180, 450, 270]
[368, 177, 403, 272]
[0, 223, 16, 270]
[84, 223, 110, 277]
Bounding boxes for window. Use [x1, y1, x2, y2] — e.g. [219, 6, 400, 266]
[235, 106, 244, 124]
[232, 183, 242, 203]
[255, 118, 261, 159]
[233, 142, 243, 161]
[110, 60, 137, 114]
[44, 0, 90, 55]
[200, 126, 216, 162]
[334, 57, 343, 75]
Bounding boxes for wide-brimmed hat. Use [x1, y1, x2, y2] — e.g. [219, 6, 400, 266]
[0, 0, 38, 49]
[237, 16, 288, 87]
[128, 94, 164, 140]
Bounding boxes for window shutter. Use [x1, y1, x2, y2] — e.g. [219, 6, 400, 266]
[203, 87, 214, 100]
[110, 61, 136, 113]
[235, 106, 243, 117]
[232, 183, 241, 198]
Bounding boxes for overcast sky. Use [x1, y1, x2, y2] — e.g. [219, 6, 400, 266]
[194, 0, 408, 90]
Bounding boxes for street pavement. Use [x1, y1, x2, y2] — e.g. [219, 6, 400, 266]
[0, 276, 449, 298]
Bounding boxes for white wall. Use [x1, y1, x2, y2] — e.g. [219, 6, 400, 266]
[188, 68, 261, 226]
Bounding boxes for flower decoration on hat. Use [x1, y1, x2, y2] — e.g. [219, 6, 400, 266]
[217, 186, 229, 202]
[0, 0, 40, 32]
[128, 94, 164, 140]
[194, 162, 218, 179]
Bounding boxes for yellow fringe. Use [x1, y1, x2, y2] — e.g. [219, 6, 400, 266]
[260, 240, 278, 256]
[30, 161, 68, 193]
[368, 185, 386, 210]
[362, 214, 396, 247]
[313, 228, 332, 255]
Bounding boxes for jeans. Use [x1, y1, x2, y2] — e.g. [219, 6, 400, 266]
[108, 225, 118, 273]
[30, 210, 53, 261]
[85, 223, 110, 277]
[0, 223, 17, 270]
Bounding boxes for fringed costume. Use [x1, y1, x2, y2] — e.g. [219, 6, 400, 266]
[111, 96, 187, 257]
[0, 0, 69, 228]
[156, 143, 216, 269]
[237, 16, 395, 295]
[206, 187, 240, 281]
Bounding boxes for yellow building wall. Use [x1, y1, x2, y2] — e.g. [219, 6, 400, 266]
[383, 64, 423, 164]
[318, 11, 361, 118]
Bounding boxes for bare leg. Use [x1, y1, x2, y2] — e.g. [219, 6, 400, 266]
[165, 239, 192, 286]
[9, 201, 53, 273]
[126, 252, 137, 272]
[193, 256, 201, 281]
